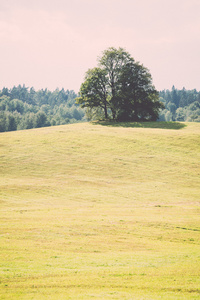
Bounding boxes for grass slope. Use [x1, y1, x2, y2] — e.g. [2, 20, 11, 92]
[0, 122, 200, 299]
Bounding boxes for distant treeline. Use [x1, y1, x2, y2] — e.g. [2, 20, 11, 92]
[159, 86, 200, 122]
[0, 85, 86, 132]
[0, 85, 200, 132]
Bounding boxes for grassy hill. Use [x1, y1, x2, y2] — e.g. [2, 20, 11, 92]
[0, 122, 200, 299]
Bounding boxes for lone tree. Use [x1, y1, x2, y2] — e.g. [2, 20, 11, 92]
[76, 47, 164, 121]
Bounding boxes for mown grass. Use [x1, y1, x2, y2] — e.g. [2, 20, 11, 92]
[0, 122, 200, 299]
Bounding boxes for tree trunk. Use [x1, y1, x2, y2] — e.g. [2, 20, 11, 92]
[104, 103, 108, 119]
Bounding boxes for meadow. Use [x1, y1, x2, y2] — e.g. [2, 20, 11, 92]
[0, 121, 200, 299]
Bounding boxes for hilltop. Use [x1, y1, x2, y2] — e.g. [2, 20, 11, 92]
[0, 122, 200, 299]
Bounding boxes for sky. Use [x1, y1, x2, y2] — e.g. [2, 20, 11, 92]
[0, 0, 200, 93]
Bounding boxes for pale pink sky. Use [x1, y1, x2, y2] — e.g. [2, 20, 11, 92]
[0, 0, 200, 92]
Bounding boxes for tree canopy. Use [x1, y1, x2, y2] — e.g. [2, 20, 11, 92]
[0, 86, 86, 132]
[159, 87, 200, 122]
[76, 47, 164, 121]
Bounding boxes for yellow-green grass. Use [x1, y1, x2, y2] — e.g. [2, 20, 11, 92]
[0, 122, 200, 299]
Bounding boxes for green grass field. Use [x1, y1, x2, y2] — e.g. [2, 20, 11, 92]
[0, 122, 200, 299]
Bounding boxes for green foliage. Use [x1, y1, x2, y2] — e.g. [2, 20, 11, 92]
[0, 111, 20, 132]
[77, 47, 163, 121]
[117, 61, 164, 121]
[76, 68, 109, 118]
[0, 86, 86, 132]
[0, 112, 6, 131]
[159, 87, 200, 122]
[34, 111, 50, 128]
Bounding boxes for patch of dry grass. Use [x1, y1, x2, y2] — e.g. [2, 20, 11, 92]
[0, 122, 200, 299]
